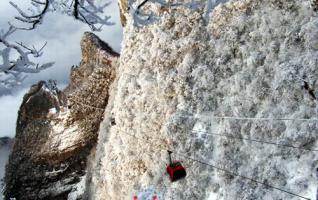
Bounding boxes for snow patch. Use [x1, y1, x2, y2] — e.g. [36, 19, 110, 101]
[49, 107, 57, 114]
[49, 108, 81, 151]
[67, 175, 86, 200]
[207, 191, 220, 200]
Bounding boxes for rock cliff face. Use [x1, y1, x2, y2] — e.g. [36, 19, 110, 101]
[4, 32, 119, 200]
[88, 0, 318, 200]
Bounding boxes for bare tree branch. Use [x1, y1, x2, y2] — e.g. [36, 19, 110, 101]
[0, 24, 54, 94]
[31, 0, 46, 5]
[9, 0, 49, 30]
[73, 0, 79, 19]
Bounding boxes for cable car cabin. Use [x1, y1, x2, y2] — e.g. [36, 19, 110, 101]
[166, 161, 187, 182]
[166, 151, 186, 182]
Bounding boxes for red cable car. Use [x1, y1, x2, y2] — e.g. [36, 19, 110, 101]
[166, 150, 187, 182]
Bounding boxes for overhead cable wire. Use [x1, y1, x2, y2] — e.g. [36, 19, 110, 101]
[190, 130, 318, 152]
[178, 115, 318, 122]
[137, 0, 150, 10]
[176, 153, 311, 200]
[119, 130, 312, 200]
[68, 97, 105, 110]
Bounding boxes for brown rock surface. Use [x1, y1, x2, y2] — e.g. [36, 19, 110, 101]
[4, 32, 119, 200]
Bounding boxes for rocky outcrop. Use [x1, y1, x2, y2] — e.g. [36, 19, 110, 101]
[89, 0, 318, 200]
[4, 32, 119, 200]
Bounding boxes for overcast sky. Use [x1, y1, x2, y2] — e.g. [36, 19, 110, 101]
[0, 0, 123, 137]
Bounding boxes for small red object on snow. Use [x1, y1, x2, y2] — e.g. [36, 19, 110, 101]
[166, 150, 186, 182]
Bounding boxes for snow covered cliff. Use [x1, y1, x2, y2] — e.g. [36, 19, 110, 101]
[88, 0, 318, 199]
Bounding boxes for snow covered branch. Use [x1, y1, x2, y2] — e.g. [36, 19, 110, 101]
[0, 0, 114, 94]
[9, 0, 49, 30]
[0, 25, 54, 94]
[129, 0, 227, 27]
[9, 0, 114, 31]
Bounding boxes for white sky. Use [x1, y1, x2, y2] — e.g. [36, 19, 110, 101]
[0, 0, 123, 137]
